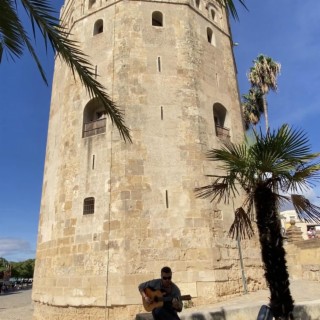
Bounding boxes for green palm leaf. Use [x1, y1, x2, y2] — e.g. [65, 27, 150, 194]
[228, 207, 254, 239]
[0, 0, 24, 61]
[247, 54, 281, 130]
[0, 0, 131, 141]
[291, 194, 320, 223]
[217, 0, 248, 20]
[196, 124, 320, 235]
[241, 88, 264, 130]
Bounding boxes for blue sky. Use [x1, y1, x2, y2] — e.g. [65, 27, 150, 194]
[0, 0, 319, 261]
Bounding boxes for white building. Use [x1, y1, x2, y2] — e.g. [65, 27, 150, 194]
[281, 210, 320, 240]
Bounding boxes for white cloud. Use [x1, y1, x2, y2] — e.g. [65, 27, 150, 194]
[0, 238, 35, 261]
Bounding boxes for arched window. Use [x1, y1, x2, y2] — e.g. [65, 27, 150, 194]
[194, 0, 201, 9]
[213, 103, 230, 140]
[83, 98, 106, 138]
[206, 27, 216, 46]
[210, 9, 216, 21]
[88, 0, 96, 9]
[152, 11, 163, 27]
[93, 19, 104, 35]
[83, 197, 95, 215]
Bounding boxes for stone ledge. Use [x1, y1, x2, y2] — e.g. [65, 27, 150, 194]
[135, 313, 153, 320]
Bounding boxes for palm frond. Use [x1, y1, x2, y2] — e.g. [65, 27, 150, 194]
[274, 125, 314, 160]
[0, 0, 26, 61]
[241, 88, 264, 130]
[21, 0, 131, 141]
[217, 0, 248, 21]
[228, 207, 254, 239]
[13, 0, 131, 141]
[207, 142, 251, 175]
[282, 162, 320, 194]
[251, 125, 317, 177]
[242, 193, 256, 220]
[274, 193, 291, 210]
[248, 54, 281, 94]
[291, 194, 320, 223]
[194, 175, 239, 203]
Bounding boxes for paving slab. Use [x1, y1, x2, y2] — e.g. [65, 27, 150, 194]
[1, 280, 320, 320]
[0, 288, 33, 320]
[137, 279, 320, 320]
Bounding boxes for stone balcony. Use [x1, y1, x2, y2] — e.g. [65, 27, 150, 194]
[215, 125, 230, 141]
[83, 118, 106, 138]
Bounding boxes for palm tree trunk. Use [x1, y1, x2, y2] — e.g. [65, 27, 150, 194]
[262, 95, 269, 132]
[254, 184, 294, 320]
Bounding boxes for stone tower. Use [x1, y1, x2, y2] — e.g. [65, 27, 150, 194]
[32, 0, 264, 319]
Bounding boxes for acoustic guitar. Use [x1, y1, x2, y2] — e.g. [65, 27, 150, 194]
[142, 287, 192, 312]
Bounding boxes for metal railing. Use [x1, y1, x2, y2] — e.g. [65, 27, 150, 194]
[215, 125, 230, 141]
[83, 118, 106, 138]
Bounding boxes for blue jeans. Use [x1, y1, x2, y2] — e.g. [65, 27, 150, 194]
[152, 307, 180, 320]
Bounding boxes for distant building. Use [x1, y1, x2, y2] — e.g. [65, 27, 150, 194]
[281, 210, 320, 240]
[0, 259, 12, 283]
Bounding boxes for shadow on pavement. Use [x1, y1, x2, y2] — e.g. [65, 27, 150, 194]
[294, 305, 313, 320]
[0, 287, 32, 296]
[183, 309, 227, 320]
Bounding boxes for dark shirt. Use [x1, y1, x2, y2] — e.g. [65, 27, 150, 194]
[138, 278, 181, 300]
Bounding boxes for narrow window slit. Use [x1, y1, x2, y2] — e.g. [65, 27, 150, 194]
[161, 106, 163, 120]
[165, 190, 169, 208]
[157, 57, 162, 72]
[95, 65, 98, 79]
[207, 28, 213, 44]
[92, 155, 95, 170]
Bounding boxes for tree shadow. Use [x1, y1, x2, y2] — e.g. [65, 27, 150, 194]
[186, 313, 207, 320]
[209, 309, 226, 320]
[138, 305, 314, 320]
[0, 290, 23, 296]
[293, 305, 313, 320]
[184, 309, 226, 320]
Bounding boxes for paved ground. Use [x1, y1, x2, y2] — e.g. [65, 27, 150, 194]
[179, 279, 320, 319]
[1, 280, 320, 320]
[0, 288, 33, 320]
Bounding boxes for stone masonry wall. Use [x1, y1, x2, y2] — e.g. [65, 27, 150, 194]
[32, 1, 265, 320]
[286, 239, 320, 282]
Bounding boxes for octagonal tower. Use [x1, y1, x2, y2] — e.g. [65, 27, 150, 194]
[32, 0, 264, 319]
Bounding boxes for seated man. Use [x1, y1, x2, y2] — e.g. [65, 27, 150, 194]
[138, 266, 183, 320]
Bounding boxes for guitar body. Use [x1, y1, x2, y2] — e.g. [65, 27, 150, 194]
[142, 287, 191, 312]
[143, 288, 165, 312]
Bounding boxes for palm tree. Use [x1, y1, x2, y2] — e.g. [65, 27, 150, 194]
[248, 54, 281, 131]
[241, 88, 264, 130]
[0, 0, 248, 143]
[195, 125, 320, 320]
[218, 0, 248, 20]
[0, 0, 131, 142]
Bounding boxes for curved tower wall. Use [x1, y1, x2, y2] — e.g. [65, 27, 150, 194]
[33, 0, 264, 319]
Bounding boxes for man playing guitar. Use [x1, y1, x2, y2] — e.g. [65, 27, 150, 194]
[138, 266, 183, 320]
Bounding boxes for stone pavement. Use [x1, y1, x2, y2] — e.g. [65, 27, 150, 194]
[1, 281, 320, 320]
[0, 287, 33, 320]
[137, 279, 320, 320]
